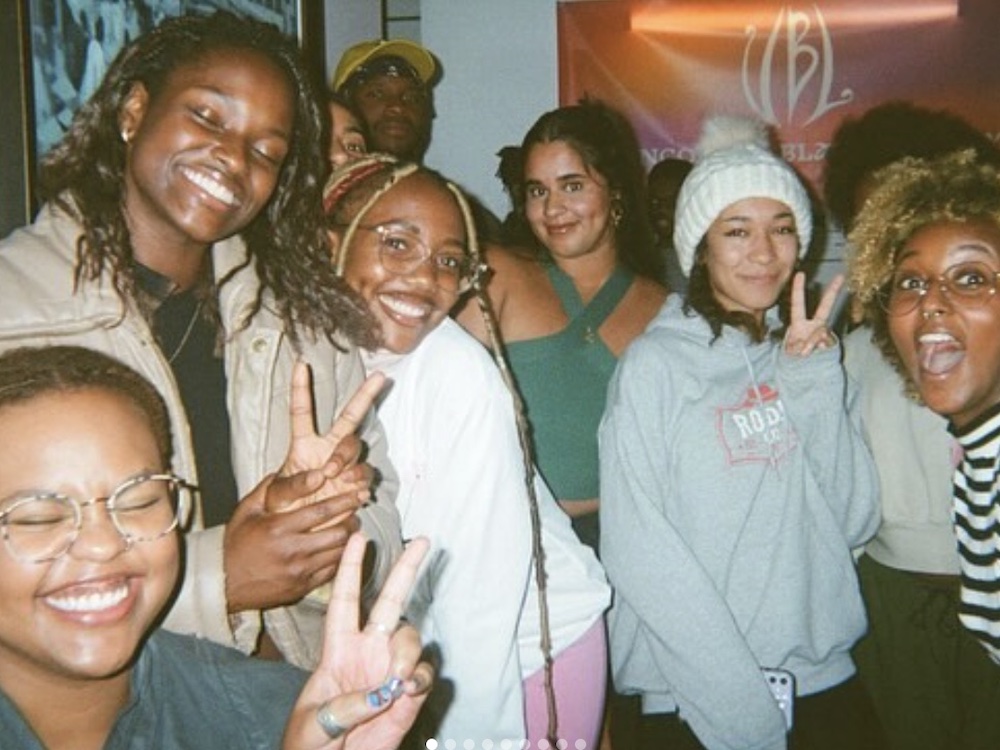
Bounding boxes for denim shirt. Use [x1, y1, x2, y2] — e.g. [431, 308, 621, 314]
[0, 630, 308, 749]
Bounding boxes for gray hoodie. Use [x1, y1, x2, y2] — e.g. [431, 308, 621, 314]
[599, 295, 879, 750]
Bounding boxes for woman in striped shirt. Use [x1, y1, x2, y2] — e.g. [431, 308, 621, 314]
[848, 148, 1000, 663]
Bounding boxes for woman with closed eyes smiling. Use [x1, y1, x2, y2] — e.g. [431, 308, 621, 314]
[0, 345, 432, 750]
[0, 11, 403, 670]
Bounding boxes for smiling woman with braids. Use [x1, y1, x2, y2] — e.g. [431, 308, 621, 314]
[323, 154, 610, 747]
[0, 11, 402, 668]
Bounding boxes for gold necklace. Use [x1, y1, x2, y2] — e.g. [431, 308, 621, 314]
[166, 299, 204, 364]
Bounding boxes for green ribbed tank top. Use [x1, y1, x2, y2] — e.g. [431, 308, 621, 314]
[507, 263, 633, 501]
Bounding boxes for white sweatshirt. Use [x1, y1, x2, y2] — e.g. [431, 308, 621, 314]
[363, 318, 609, 743]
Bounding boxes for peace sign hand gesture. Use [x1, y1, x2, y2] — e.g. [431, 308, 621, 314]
[270, 362, 387, 518]
[783, 272, 843, 357]
[282, 533, 434, 750]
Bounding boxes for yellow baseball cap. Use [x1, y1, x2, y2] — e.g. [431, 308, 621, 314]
[332, 38, 438, 92]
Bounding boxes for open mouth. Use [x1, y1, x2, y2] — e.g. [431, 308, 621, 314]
[917, 331, 964, 376]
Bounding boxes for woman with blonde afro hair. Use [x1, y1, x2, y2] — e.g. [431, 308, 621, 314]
[848, 149, 1000, 391]
[848, 149, 1000, 678]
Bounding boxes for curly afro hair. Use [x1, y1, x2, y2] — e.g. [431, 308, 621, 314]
[847, 149, 1000, 391]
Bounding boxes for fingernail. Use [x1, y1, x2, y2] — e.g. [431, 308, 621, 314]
[366, 677, 404, 708]
[410, 672, 429, 693]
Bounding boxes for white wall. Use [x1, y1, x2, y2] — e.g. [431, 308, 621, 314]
[324, 0, 381, 85]
[422, 0, 559, 218]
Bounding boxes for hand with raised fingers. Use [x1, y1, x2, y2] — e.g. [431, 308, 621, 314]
[282, 533, 434, 750]
[784, 272, 843, 357]
[270, 362, 386, 519]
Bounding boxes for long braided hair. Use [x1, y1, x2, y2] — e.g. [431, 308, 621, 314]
[323, 154, 561, 742]
[38, 10, 374, 350]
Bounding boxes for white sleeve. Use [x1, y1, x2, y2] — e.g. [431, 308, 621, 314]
[387, 335, 531, 742]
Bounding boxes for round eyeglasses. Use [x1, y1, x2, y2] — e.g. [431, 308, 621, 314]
[880, 261, 1000, 317]
[356, 223, 479, 293]
[0, 473, 193, 563]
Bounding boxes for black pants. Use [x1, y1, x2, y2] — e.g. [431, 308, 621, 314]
[570, 510, 600, 553]
[636, 676, 887, 750]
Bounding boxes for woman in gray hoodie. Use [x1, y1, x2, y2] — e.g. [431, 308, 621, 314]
[599, 116, 884, 750]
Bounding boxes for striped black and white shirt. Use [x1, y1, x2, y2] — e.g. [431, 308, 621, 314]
[952, 400, 1000, 663]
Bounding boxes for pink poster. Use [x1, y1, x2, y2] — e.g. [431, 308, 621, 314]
[558, 0, 1000, 192]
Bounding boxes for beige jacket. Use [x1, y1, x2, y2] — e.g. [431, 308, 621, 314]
[0, 203, 402, 667]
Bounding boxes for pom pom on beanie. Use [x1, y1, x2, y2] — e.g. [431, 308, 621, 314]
[672, 115, 813, 275]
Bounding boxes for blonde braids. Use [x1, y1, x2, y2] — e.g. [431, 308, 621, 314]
[323, 154, 559, 741]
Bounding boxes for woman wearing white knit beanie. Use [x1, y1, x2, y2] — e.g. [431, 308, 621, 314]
[599, 115, 887, 750]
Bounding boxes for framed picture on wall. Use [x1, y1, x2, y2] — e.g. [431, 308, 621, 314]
[14, 0, 325, 221]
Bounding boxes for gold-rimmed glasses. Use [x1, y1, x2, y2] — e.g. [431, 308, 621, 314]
[880, 260, 1000, 316]
[0, 473, 193, 563]
[356, 222, 478, 293]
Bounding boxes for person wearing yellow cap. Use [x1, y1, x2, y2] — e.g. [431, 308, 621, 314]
[332, 39, 439, 163]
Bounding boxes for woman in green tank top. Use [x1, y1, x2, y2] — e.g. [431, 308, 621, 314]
[456, 100, 668, 552]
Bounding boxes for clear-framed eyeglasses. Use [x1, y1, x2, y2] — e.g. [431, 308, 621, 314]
[880, 260, 1000, 317]
[356, 222, 481, 293]
[0, 473, 194, 563]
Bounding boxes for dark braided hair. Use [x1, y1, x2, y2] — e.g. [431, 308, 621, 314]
[38, 10, 374, 349]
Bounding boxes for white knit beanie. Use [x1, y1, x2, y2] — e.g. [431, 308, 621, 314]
[673, 115, 813, 276]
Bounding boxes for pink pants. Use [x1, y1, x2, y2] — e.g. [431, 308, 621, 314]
[523, 617, 607, 748]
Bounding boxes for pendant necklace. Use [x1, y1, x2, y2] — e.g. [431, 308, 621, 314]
[166, 299, 204, 364]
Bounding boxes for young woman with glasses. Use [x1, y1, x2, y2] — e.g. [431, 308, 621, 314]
[0, 345, 433, 749]
[849, 149, 1000, 674]
[322, 155, 611, 747]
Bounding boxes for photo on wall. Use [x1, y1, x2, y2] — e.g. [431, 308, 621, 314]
[24, 0, 307, 160]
